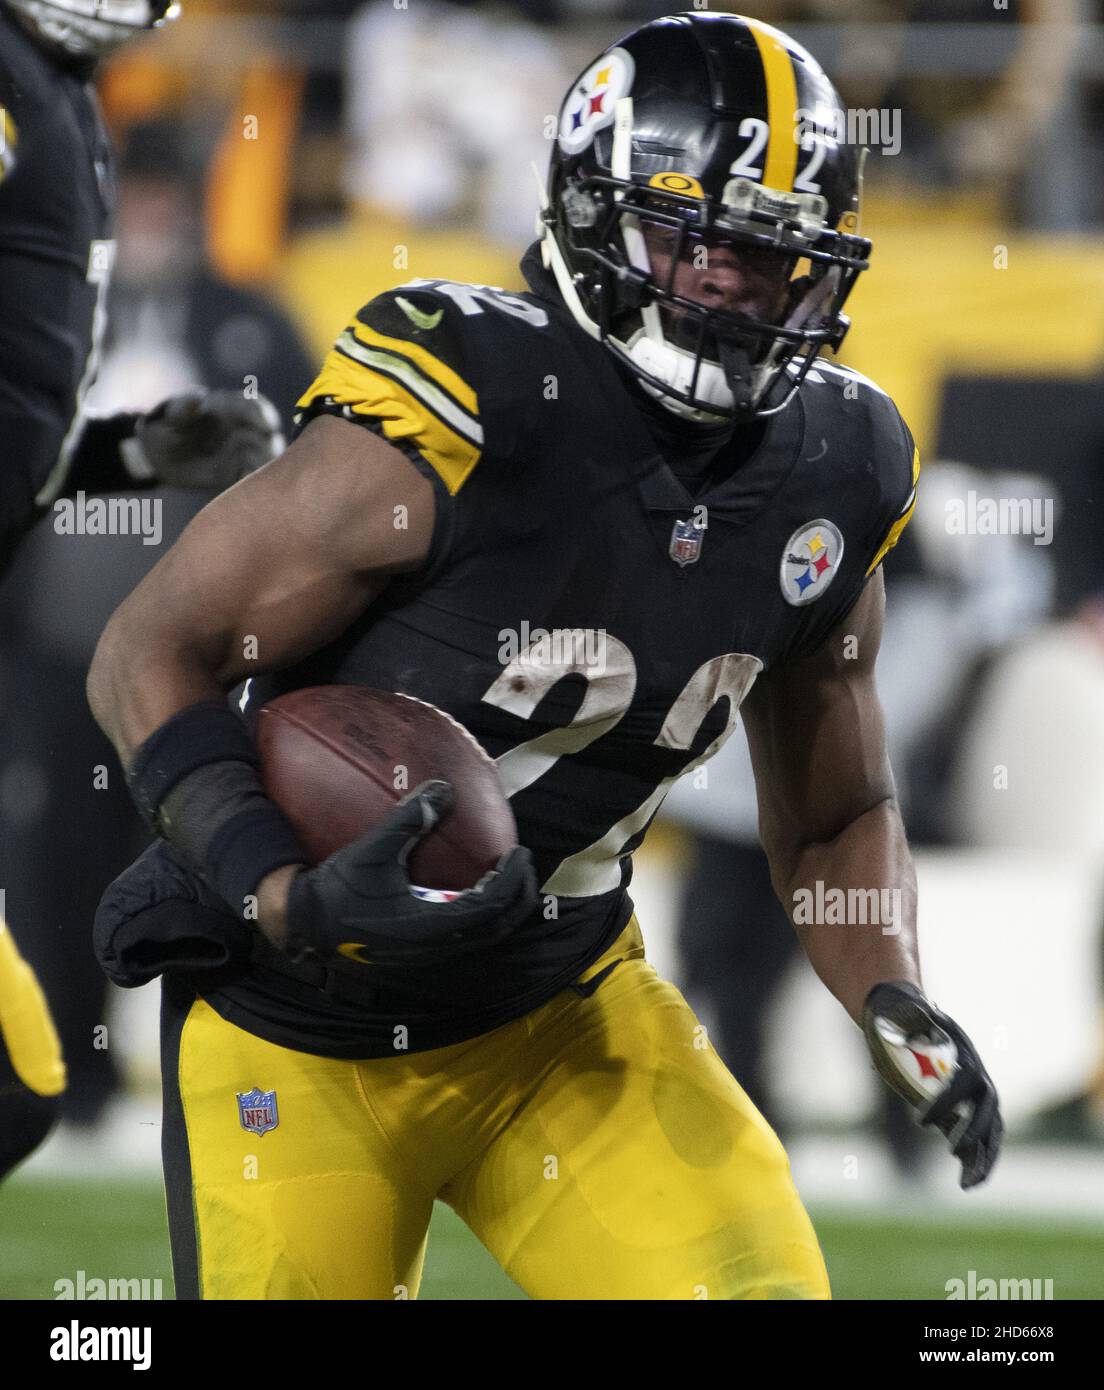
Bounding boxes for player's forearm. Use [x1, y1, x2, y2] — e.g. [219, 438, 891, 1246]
[767, 798, 920, 1024]
[88, 625, 308, 921]
[88, 613, 228, 770]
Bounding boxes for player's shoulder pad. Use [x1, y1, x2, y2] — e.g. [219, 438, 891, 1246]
[295, 279, 554, 497]
[801, 359, 920, 576]
[296, 282, 486, 496]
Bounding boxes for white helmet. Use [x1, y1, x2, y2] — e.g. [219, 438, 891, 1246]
[5, 0, 180, 62]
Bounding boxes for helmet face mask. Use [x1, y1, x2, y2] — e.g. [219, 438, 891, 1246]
[5, 0, 179, 62]
[542, 14, 872, 424]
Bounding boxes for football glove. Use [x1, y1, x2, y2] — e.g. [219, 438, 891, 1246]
[124, 389, 285, 491]
[862, 981, 1003, 1190]
[284, 780, 540, 971]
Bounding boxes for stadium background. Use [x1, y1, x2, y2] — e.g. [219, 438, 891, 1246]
[2, 0, 1104, 1301]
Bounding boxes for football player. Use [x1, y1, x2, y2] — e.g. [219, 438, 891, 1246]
[0, 0, 281, 1181]
[90, 13, 1002, 1298]
[0, 0, 285, 571]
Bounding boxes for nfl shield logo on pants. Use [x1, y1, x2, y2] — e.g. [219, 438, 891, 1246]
[669, 518, 704, 567]
[237, 1087, 279, 1137]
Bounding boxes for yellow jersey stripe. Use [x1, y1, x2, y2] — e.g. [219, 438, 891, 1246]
[0, 109, 19, 182]
[298, 347, 481, 495]
[866, 446, 922, 577]
[335, 331, 482, 446]
[0, 921, 66, 1098]
[744, 18, 800, 194]
[350, 320, 478, 418]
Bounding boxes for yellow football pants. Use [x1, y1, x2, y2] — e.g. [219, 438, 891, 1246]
[0, 920, 66, 1099]
[161, 917, 830, 1300]
[0, 919, 65, 1181]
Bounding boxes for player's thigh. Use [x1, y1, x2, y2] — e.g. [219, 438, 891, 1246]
[445, 960, 829, 1300]
[161, 978, 432, 1300]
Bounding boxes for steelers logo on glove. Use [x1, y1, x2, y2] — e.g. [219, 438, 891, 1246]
[862, 981, 1003, 1190]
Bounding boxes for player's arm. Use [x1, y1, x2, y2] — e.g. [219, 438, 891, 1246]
[89, 414, 537, 961]
[742, 571, 1002, 1187]
[742, 571, 914, 1022]
[89, 412, 429, 760]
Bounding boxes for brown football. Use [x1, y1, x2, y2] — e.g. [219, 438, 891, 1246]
[255, 686, 516, 890]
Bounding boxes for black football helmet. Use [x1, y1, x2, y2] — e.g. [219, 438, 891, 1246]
[540, 11, 871, 423]
[4, 0, 179, 61]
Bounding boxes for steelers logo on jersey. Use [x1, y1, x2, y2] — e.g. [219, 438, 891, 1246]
[558, 49, 635, 156]
[780, 519, 845, 607]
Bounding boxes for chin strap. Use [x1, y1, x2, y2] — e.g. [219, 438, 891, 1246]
[718, 341, 755, 417]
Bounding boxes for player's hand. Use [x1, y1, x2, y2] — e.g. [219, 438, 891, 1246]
[129, 389, 285, 491]
[279, 781, 540, 969]
[862, 981, 1003, 1190]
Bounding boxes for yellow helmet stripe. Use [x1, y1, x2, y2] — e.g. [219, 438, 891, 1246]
[743, 17, 800, 194]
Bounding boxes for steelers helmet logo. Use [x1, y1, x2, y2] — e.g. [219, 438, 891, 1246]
[559, 49, 635, 156]
[780, 519, 845, 607]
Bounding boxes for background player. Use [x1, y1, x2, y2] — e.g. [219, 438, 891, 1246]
[0, 0, 282, 1180]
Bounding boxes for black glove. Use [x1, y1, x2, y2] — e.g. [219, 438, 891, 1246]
[862, 981, 1003, 1190]
[284, 781, 540, 971]
[94, 841, 254, 989]
[125, 389, 285, 491]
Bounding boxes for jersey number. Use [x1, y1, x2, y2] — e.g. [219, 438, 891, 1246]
[481, 636, 761, 897]
[729, 119, 827, 194]
[404, 279, 549, 328]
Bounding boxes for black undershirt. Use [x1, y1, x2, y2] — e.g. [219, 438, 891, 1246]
[519, 243, 767, 498]
[617, 366, 767, 499]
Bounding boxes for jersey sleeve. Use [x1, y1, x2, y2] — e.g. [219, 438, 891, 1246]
[294, 287, 486, 571]
[864, 427, 920, 580]
[788, 398, 920, 662]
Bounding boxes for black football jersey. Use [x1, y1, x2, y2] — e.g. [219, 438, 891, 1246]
[0, 10, 115, 559]
[206, 248, 918, 1059]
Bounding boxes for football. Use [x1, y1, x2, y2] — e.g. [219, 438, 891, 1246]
[255, 685, 517, 891]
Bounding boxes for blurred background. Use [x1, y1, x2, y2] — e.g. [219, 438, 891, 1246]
[2, 0, 1104, 1300]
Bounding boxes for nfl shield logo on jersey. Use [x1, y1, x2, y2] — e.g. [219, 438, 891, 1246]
[237, 1087, 279, 1137]
[669, 518, 705, 568]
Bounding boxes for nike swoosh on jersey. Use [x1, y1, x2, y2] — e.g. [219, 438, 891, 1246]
[396, 297, 445, 332]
